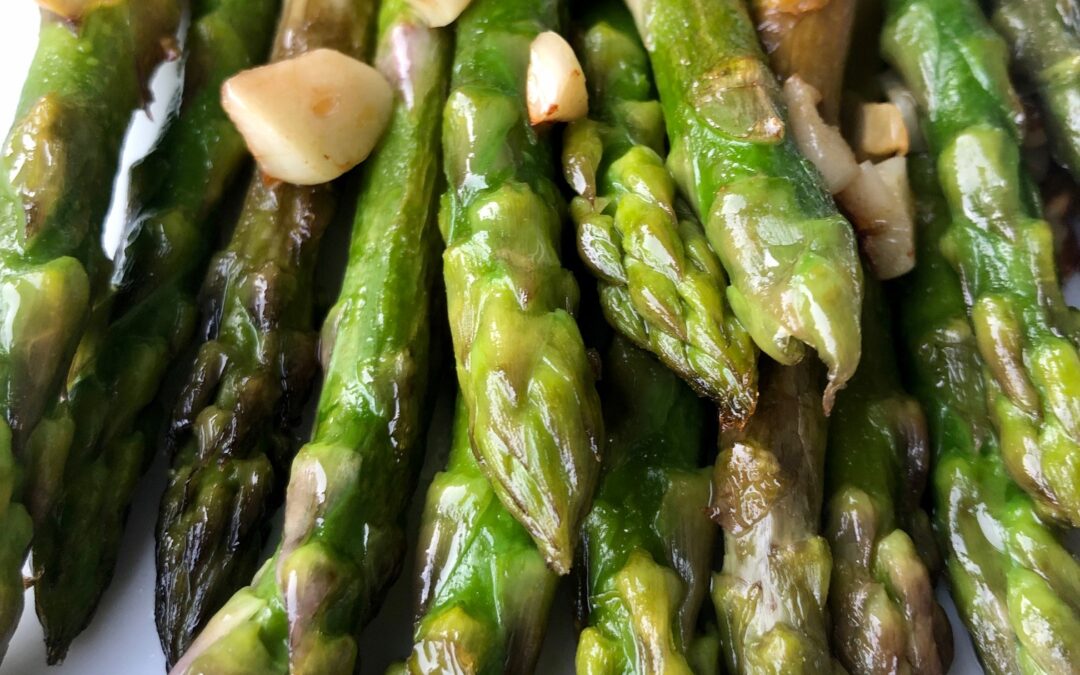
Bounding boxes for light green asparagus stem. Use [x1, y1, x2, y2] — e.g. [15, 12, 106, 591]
[898, 153, 1080, 675]
[991, 0, 1080, 182]
[441, 0, 604, 573]
[884, 0, 1080, 527]
[400, 399, 559, 675]
[169, 3, 448, 673]
[0, 0, 179, 662]
[562, 1, 757, 422]
[825, 275, 953, 675]
[576, 338, 717, 675]
[629, 0, 863, 410]
[710, 359, 834, 674]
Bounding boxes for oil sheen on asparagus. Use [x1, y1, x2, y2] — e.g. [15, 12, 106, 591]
[899, 152, 1080, 675]
[577, 338, 718, 675]
[562, 0, 757, 422]
[884, 0, 1080, 527]
[154, 0, 377, 664]
[169, 2, 448, 672]
[0, 0, 179, 662]
[441, 0, 603, 574]
[629, 0, 863, 409]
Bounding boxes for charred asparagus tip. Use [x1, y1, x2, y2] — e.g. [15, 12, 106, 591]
[405, 0, 472, 27]
[527, 31, 588, 125]
[222, 48, 393, 186]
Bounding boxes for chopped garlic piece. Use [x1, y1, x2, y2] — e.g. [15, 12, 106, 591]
[37, 0, 117, 20]
[222, 48, 393, 186]
[854, 102, 910, 159]
[839, 157, 915, 279]
[406, 0, 472, 27]
[783, 75, 859, 194]
[527, 31, 588, 125]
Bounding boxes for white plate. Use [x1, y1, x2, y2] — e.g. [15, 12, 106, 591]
[0, 5, 1001, 674]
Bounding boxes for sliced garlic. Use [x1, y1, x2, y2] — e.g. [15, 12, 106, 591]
[782, 75, 858, 194]
[854, 102, 910, 159]
[406, 0, 472, 27]
[37, 0, 117, 21]
[527, 31, 588, 126]
[222, 48, 393, 186]
[839, 157, 915, 279]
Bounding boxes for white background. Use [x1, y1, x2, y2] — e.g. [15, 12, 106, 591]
[0, 3, 1034, 674]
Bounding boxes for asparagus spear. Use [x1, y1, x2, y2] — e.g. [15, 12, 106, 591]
[441, 0, 604, 574]
[709, 358, 834, 674]
[629, 0, 863, 410]
[749, 0, 857, 122]
[19, 0, 278, 662]
[991, 0, 1080, 183]
[0, 0, 179, 661]
[825, 275, 953, 675]
[400, 398, 559, 675]
[576, 338, 717, 675]
[562, 1, 757, 423]
[883, 0, 1080, 527]
[898, 153, 1080, 675]
[169, 3, 448, 672]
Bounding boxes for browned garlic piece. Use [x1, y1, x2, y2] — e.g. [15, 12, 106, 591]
[405, 0, 472, 27]
[527, 31, 588, 125]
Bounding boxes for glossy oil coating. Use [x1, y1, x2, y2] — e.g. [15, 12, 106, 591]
[169, 2, 449, 673]
[897, 154, 1080, 675]
[563, 0, 758, 424]
[884, 0, 1080, 527]
[440, 0, 604, 574]
[710, 358, 834, 674]
[399, 398, 558, 675]
[576, 338, 718, 675]
[0, 0, 179, 663]
[825, 275, 953, 675]
[992, 0, 1080, 183]
[629, 0, 863, 411]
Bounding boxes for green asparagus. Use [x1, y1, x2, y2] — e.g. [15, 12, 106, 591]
[884, 0, 1080, 527]
[400, 398, 559, 675]
[898, 153, 1080, 675]
[441, 0, 604, 574]
[991, 0, 1080, 182]
[0, 0, 179, 661]
[629, 0, 863, 410]
[825, 275, 953, 675]
[562, 1, 757, 422]
[19, 0, 279, 662]
[168, 3, 448, 672]
[576, 338, 717, 675]
[710, 358, 833, 674]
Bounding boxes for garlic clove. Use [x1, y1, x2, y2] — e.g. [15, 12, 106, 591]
[527, 31, 588, 126]
[406, 0, 472, 27]
[222, 48, 393, 186]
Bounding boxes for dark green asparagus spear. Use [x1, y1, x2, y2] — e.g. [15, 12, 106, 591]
[897, 153, 1080, 675]
[991, 0, 1080, 182]
[884, 0, 1080, 527]
[825, 275, 953, 675]
[710, 358, 834, 674]
[576, 338, 717, 675]
[399, 398, 559, 675]
[562, 1, 758, 422]
[0, 0, 179, 661]
[628, 0, 863, 410]
[441, 0, 604, 573]
[168, 2, 448, 672]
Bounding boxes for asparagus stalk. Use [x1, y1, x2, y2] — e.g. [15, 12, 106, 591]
[400, 398, 559, 675]
[20, 0, 279, 662]
[576, 338, 717, 675]
[169, 3, 448, 672]
[898, 153, 1080, 675]
[825, 275, 953, 675]
[749, 0, 857, 122]
[991, 0, 1080, 182]
[0, 0, 179, 661]
[709, 358, 834, 674]
[629, 0, 863, 410]
[883, 0, 1080, 527]
[562, 1, 758, 423]
[441, 0, 604, 574]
